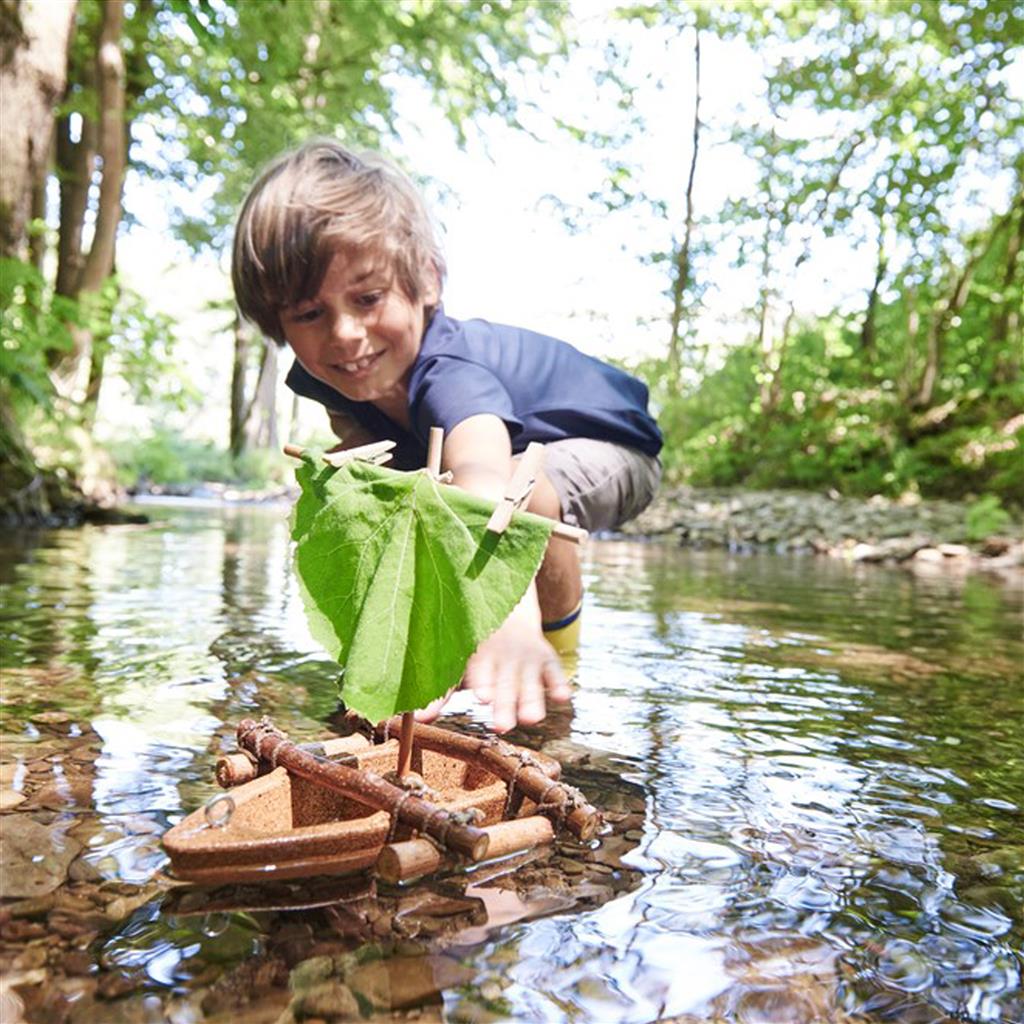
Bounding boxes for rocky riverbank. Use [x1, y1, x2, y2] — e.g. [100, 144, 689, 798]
[621, 487, 1023, 573]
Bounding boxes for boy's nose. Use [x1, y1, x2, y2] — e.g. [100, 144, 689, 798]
[330, 311, 366, 346]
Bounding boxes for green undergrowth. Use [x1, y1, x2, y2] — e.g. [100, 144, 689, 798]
[107, 427, 289, 490]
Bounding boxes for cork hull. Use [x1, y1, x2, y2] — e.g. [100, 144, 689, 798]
[163, 733, 558, 885]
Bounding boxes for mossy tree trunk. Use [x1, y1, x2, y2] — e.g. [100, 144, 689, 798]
[0, 0, 75, 258]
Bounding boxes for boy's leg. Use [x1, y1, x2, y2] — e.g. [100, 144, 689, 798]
[526, 470, 583, 624]
[529, 438, 661, 611]
[519, 440, 660, 650]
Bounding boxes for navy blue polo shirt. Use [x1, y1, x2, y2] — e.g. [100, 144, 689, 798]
[285, 307, 662, 468]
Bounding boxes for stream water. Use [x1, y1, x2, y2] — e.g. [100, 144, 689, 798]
[0, 502, 1021, 1023]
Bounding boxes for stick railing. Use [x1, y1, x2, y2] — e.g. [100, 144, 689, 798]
[236, 719, 489, 860]
[375, 717, 602, 840]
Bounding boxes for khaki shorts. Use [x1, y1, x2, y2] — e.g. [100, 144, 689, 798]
[532, 438, 661, 532]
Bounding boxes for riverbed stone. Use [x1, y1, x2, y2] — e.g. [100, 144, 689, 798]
[67, 855, 105, 883]
[346, 954, 473, 1011]
[622, 485, 1021, 575]
[938, 542, 972, 558]
[0, 789, 27, 810]
[0, 817, 82, 897]
[28, 776, 95, 810]
[294, 981, 360, 1020]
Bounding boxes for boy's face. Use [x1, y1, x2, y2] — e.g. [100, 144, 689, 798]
[281, 249, 438, 416]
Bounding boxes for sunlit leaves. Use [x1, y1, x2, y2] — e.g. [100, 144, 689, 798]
[0, 261, 75, 411]
[128, 0, 570, 251]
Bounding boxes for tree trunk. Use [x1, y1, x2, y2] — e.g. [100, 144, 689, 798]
[667, 25, 702, 389]
[248, 340, 280, 451]
[993, 197, 1023, 384]
[27, 124, 51, 271]
[860, 219, 886, 357]
[0, 0, 76, 258]
[755, 168, 777, 413]
[52, 0, 126, 400]
[55, 103, 97, 299]
[768, 304, 795, 414]
[78, 0, 125, 294]
[915, 204, 1018, 408]
[229, 315, 252, 458]
[897, 278, 920, 407]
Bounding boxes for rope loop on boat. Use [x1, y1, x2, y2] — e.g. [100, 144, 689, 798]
[534, 780, 590, 829]
[387, 789, 415, 843]
[249, 716, 289, 765]
[204, 792, 235, 829]
[436, 806, 484, 853]
[503, 760, 526, 818]
[482, 737, 557, 819]
[450, 807, 484, 826]
[484, 736, 549, 773]
[382, 770, 441, 802]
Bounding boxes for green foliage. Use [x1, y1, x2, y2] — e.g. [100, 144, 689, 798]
[109, 423, 296, 487]
[650, 259, 1024, 504]
[1, 255, 188, 432]
[106, 287, 193, 410]
[964, 495, 1014, 542]
[107, 427, 291, 489]
[0, 259, 77, 412]
[620, 0, 1024, 507]
[134, 0, 570, 250]
[291, 456, 552, 721]
[108, 428, 233, 487]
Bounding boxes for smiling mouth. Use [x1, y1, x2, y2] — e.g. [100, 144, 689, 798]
[334, 352, 382, 375]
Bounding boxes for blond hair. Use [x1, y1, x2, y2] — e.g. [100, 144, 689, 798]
[231, 140, 446, 343]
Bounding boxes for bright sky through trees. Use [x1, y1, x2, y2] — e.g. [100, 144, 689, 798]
[104, 1, 1023, 445]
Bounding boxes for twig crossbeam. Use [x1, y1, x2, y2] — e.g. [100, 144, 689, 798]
[236, 718, 489, 860]
[375, 716, 602, 840]
[282, 439, 587, 545]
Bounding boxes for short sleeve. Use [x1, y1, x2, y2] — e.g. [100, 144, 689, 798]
[410, 356, 523, 443]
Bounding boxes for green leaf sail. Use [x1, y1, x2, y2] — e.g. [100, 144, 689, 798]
[291, 456, 554, 722]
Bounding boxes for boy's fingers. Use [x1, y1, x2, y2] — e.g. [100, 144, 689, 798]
[517, 670, 547, 726]
[464, 654, 495, 705]
[542, 658, 571, 703]
[414, 692, 450, 723]
[490, 663, 521, 734]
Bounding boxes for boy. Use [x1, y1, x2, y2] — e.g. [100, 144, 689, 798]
[232, 140, 662, 733]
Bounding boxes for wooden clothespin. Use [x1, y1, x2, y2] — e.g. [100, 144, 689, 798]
[486, 442, 545, 535]
[322, 440, 395, 468]
[281, 440, 396, 467]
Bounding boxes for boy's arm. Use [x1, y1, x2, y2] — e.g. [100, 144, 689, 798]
[429, 413, 571, 732]
[326, 409, 380, 451]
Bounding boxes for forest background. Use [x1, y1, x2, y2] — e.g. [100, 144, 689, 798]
[1, 0, 1021, 526]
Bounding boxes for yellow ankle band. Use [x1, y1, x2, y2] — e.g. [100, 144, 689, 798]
[542, 599, 583, 654]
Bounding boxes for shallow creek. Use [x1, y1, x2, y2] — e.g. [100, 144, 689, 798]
[0, 503, 1021, 1023]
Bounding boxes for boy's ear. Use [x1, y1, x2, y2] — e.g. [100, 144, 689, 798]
[421, 265, 441, 307]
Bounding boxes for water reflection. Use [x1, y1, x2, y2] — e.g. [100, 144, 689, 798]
[0, 511, 1021, 1022]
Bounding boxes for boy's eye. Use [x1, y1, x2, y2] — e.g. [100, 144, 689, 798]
[291, 307, 321, 324]
[356, 291, 383, 309]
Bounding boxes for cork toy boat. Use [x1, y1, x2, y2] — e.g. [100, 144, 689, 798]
[163, 716, 602, 886]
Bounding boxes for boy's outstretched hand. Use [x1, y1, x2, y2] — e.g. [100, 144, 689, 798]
[413, 413, 575, 732]
[415, 597, 571, 733]
[464, 602, 571, 733]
